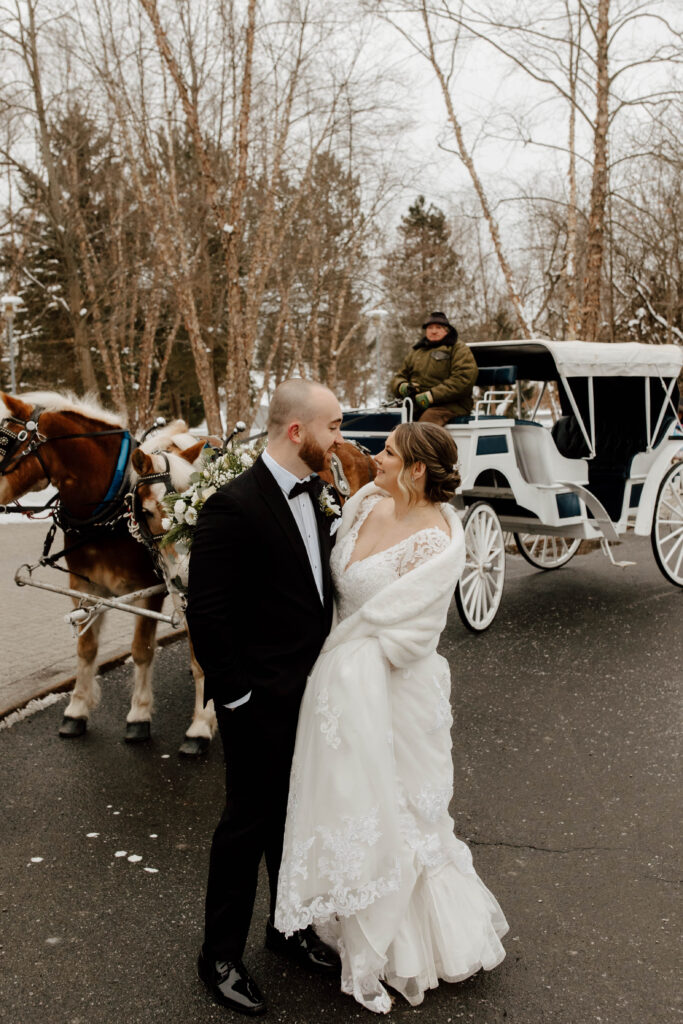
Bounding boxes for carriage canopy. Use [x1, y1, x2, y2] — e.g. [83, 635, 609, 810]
[469, 339, 683, 492]
[469, 339, 683, 380]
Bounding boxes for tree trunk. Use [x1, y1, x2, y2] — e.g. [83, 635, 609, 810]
[564, 3, 581, 339]
[24, 0, 98, 393]
[581, 0, 610, 343]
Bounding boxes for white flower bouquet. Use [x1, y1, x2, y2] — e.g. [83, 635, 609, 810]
[160, 440, 265, 551]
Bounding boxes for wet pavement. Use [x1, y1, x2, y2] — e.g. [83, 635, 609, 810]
[0, 535, 680, 1024]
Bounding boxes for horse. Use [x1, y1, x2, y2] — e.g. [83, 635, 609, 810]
[0, 390, 213, 754]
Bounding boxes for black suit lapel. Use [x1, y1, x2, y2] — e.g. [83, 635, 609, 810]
[252, 456, 323, 603]
[312, 484, 337, 608]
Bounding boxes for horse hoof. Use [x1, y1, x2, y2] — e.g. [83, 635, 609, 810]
[125, 721, 151, 743]
[59, 715, 88, 738]
[178, 735, 210, 757]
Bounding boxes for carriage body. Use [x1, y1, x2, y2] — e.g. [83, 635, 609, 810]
[455, 341, 682, 541]
[342, 339, 683, 629]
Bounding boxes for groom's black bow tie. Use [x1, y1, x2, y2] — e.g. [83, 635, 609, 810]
[288, 476, 320, 500]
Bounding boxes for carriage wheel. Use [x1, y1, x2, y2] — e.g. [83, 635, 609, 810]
[651, 461, 683, 587]
[455, 501, 506, 632]
[513, 533, 581, 570]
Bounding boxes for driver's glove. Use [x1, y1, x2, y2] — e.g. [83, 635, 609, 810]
[415, 391, 433, 410]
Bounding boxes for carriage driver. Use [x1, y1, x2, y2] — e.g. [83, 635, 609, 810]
[390, 311, 479, 427]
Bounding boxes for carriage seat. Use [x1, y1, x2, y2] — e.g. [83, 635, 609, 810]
[551, 415, 590, 459]
[475, 365, 517, 388]
[512, 421, 588, 486]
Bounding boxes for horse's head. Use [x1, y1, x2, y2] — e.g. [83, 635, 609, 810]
[319, 439, 377, 501]
[131, 441, 205, 538]
[0, 392, 51, 507]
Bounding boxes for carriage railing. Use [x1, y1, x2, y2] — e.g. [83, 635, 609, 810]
[473, 388, 517, 419]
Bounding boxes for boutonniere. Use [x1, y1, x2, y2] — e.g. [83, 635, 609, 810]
[318, 484, 342, 518]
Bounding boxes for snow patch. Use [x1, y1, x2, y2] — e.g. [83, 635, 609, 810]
[0, 692, 67, 731]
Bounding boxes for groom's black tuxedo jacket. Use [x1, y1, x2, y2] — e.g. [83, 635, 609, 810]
[186, 455, 335, 710]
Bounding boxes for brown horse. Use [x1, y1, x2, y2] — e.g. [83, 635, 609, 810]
[0, 391, 210, 752]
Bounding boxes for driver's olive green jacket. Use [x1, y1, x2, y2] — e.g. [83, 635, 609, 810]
[390, 339, 478, 418]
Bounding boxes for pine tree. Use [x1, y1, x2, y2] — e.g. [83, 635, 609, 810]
[381, 196, 463, 365]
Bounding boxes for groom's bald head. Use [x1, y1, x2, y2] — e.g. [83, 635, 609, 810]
[266, 379, 343, 475]
[267, 379, 339, 438]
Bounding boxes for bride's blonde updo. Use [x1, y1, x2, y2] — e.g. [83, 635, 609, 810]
[391, 422, 460, 504]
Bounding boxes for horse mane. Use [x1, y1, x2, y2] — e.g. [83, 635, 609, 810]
[139, 420, 197, 454]
[12, 390, 125, 427]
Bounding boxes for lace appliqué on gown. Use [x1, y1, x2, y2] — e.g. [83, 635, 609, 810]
[314, 688, 341, 749]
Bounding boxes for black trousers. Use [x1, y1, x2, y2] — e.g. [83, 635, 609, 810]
[204, 694, 300, 961]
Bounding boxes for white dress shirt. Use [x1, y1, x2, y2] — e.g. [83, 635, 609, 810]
[224, 450, 324, 710]
[261, 449, 324, 602]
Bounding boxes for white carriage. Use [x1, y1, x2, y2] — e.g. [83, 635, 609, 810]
[341, 339, 683, 631]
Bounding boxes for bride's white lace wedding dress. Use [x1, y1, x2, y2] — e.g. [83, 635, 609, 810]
[275, 485, 508, 1013]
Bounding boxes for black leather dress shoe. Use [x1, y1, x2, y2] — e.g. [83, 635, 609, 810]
[265, 920, 339, 973]
[197, 948, 267, 1016]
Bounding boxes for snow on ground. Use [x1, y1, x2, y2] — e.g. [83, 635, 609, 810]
[0, 691, 67, 730]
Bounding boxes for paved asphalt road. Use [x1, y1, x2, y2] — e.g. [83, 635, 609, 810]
[1, 536, 680, 1024]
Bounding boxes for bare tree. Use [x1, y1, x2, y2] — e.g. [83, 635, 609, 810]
[378, 0, 533, 336]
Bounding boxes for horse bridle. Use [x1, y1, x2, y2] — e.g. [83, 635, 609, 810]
[0, 405, 48, 478]
[0, 406, 131, 478]
[130, 451, 175, 542]
[0, 405, 136, 529]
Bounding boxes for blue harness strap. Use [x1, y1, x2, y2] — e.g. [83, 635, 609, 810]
[92, 431, 132, 517]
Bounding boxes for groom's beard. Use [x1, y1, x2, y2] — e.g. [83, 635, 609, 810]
[299, 436, 330, 474]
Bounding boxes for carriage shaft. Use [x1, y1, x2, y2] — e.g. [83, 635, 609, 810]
[13, 568, 180, 625]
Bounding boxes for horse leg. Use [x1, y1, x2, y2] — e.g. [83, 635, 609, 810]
[124, 593, 163, 742]
[178, 634, 216, 757]
[59, 610, 105, 738]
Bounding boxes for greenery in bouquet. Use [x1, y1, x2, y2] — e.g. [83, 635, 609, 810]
[160, 439, 265, 549]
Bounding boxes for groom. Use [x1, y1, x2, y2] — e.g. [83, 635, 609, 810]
[186, 379, 344, 1016]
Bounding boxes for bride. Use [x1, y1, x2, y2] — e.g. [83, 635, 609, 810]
[274, 422, 508, 1013]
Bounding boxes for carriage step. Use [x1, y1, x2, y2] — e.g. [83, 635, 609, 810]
[58, 715, 87, 738]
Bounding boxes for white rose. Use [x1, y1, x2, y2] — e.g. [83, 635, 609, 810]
[185, 506, 198, 526]
[174, 499, 187, 517]
[202, 485, 217, 500]
[161, 517, 172, 531]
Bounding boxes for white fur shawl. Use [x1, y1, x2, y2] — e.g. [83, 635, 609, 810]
[323, 482, 465, 667]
